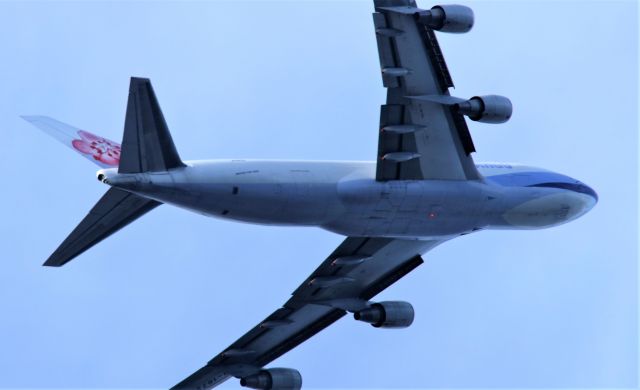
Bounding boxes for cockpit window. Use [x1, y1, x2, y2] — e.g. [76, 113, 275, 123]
[485, 171, 576, 187]
[528, 182, 598, 200]
[485, 171, 597, 200]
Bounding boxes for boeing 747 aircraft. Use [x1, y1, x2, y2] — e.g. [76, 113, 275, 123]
[23, 1, 597, 389]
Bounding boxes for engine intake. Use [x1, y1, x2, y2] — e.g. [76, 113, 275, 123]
[354, 301, 414, 328]
[240, 368, 302, 390]
[455, 95, 513, 124]
[415, 5, 474, 33]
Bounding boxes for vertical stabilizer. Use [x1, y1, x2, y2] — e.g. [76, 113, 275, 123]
[119, 77, 185, 173]
[21, 116, 122, 168]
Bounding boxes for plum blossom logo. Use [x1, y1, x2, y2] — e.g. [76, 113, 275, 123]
[71, 130, 121, 166]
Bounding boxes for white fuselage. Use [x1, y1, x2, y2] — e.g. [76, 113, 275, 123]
[99, 160, 597, 240]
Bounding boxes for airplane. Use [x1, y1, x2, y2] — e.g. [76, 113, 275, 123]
[22, 1, 597, 389]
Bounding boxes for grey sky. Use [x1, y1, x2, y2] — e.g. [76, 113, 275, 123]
[0, 1, 637, 388]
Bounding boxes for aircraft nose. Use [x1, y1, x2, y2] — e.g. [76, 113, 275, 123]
[578, 181, 598, 205]
[570, 181, 598, 217]
[553, 179, 598, 221]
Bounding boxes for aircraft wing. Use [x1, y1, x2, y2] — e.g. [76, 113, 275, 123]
[373, 0, 480, 181]
[172, 237, 443, 389]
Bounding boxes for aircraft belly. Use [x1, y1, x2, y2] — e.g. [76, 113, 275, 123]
[192, 165, 349, 224]
[113, 162, 506, 236]
[224, 182, 341, 225]
[325, 179, 489, 238]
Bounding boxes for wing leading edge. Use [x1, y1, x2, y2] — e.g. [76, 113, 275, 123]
[172, 237, 443, 389]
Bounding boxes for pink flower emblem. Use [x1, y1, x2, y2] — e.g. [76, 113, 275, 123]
[71, 130, 121, 166]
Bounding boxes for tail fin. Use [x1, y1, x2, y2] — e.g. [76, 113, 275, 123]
[25, 77, 183, 267]
[44, 188, 160, 267]
[119, 77, 185, 173]
[22, 78, 184, 173]
[21, 116, 122, 168]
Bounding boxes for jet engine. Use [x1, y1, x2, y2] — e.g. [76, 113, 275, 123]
[455, 95, 513, 124]
[415, 5, 474, 33]
[354, 301, 414, 328]
[240, 368, 302, 390]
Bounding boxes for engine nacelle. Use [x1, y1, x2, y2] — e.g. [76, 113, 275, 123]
[240, 368, 302, 390]
[354, 301, 414, 328]
[455, 95, 513, 124]
[415, 5, 474, 33]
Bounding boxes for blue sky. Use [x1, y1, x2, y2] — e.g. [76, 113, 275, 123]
[0, 1, 637, 388]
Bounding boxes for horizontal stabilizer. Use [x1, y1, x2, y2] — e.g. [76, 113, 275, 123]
[119, 77, 185, 173]
[21, 116, 121, 168]
[44, 188, 161, 267]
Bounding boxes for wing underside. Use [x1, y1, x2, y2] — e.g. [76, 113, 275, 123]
[373, 0, 480, 181]
[172, 237, 443, 389]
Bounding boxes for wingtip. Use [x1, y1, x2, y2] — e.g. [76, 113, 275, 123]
[43, 252, 67, 267]
[20, 115, 55, 124]
[129, 77, 153, 94]
[20, 115, 39, 122]
[130, 76, 151, 84]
